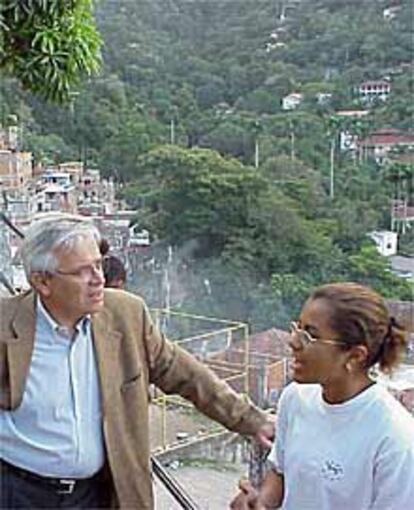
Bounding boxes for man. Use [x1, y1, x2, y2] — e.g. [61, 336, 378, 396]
[99, 239, 127, 289]
[0, 214, 273, 509]
[102, 255, 127, 289]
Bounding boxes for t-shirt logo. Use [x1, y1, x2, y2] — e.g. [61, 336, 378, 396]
[321, 460, 344, 481]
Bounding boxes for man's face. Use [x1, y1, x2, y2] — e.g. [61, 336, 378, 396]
[35, 235, 105, 324]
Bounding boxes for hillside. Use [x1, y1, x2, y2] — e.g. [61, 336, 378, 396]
[0, 0, 412, 326]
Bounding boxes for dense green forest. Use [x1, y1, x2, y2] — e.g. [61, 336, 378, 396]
[1, 0, 412, 328]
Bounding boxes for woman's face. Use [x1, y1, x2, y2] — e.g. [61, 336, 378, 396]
[289, 298, 351, 386]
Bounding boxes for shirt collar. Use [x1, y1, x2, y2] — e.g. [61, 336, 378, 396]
[36, 296, 91, 338]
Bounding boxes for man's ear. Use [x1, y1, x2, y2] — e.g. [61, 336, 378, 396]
[30, 272, 53, 298]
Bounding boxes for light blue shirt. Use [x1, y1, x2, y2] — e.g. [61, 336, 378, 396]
[0, 298, 104, 478]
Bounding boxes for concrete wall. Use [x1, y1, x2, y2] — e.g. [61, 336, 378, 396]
[155, 431, 249, 466]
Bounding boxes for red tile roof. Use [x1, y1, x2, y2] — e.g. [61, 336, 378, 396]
[359, 80, 390, 88]
[359, 128, 414, 146]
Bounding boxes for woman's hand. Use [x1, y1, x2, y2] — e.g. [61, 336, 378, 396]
[230, 471, 284, 510]
[230, 479, 264, 510]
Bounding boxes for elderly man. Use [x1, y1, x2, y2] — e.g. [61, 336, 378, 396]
[0, 214, 273, 509]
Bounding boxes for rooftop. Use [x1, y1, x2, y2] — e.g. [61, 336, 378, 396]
[359, 128, 414, 146]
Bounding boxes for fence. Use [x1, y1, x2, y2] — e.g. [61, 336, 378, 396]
[149, 308, 250, 453]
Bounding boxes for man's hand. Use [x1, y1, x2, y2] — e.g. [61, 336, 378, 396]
[254, 419, 275, 449]
[230, 479, 262, 510]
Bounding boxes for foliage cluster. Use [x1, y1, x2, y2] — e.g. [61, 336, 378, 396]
[0, 0, 101, 103]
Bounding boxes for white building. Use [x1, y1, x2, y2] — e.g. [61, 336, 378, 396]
[316, 92, 332, 105]
[336, 110, 369, 152]
[383, 6, 401, 20]
[282, 93, 303, 111]
[368, 230, 398, 257]
[41, 171, 72, 187]
[358, 80, 391, 103]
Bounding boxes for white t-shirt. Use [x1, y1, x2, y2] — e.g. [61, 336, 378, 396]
[268, 382, 414, 510]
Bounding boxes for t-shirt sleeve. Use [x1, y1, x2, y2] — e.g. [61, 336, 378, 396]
[267, 383, 295, 475]
[370, 420, 414, 509]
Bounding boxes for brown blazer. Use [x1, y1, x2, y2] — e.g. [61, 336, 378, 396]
[0, 289, 267, 509]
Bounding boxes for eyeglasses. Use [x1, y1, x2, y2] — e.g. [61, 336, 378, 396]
[290, 321, 348, 347]
[54, 259, 104, 281]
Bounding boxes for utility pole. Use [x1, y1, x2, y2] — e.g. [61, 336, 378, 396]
[326, 115, 341, 200]
[170, 118, 175, 145]
[169, 105, 178, 145]
[289, 116, 296, 161]
[254, 137, 259, 168]
[290, 130, 295, 161]
[252, 119, 261, 169]
[329, 136, 335, 199]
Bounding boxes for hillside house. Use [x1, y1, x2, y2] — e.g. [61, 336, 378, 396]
[0, 124, 33, 191]
[207, 327, 291, 406]
[0, 124, 18, 150]
[282, 92, 303, 110]
[358, 128, 414, 165]
[336, 110, 369, 151]
[391, 200, 414, 234]
[368, 230, 398, 257]
[358, 80, 391, 103]
[58, 161, 84, 184]
[0, 150, 33, 190]
[383, 5, 401, 20]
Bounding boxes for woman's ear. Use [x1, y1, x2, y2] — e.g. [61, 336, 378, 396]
[346, 344, 369, 372]
[30, 272, 53, 298]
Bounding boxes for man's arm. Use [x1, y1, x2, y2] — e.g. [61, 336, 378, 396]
[140, 299, 271, 437]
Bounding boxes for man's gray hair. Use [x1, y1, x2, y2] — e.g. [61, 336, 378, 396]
[20, 213, 101, 277]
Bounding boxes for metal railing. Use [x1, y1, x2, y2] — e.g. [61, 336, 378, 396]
[151, 457, 199, 510]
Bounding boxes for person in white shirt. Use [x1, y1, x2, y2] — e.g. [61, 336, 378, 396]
[230, 282, 414, 510]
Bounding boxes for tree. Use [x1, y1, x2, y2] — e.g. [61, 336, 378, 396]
[261, 155, 327, 219]
[346, 244, 412, 300]
[130, 145, 263, 256]
[271, 273, 313, 321]
[98, 110, 165, 181]
[0, 0, 101, 103]
[384, 161, 414, 206]
[202, 120, 252, 161]
[24, 132, 75, 165]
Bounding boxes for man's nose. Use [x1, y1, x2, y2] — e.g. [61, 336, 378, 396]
[91, 267, 105, 284]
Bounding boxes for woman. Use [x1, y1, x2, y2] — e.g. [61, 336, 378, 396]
[231, 282, 414, 510]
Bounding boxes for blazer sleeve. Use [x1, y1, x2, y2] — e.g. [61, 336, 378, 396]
[140, 301, 267, 436]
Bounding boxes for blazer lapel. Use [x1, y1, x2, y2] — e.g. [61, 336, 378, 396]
[8, 292, 36, 409]
[4, 294, 123, 412]
[91, 309, 122, 412]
